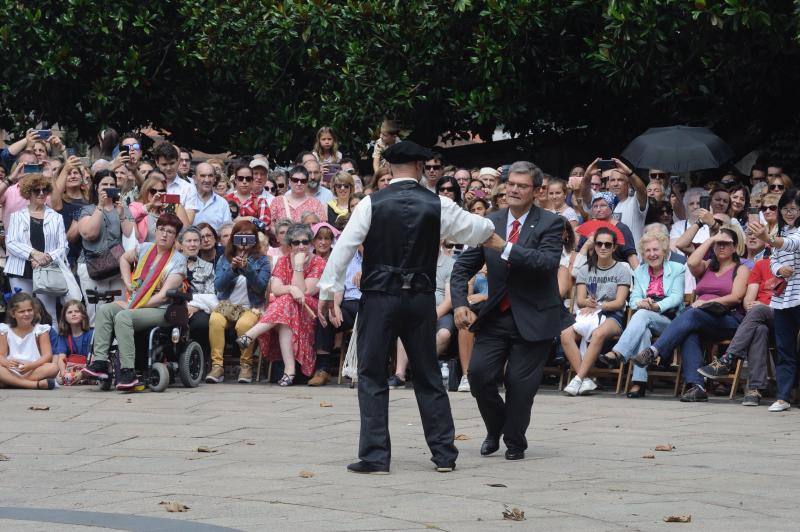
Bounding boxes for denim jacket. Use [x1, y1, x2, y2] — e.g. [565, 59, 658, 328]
[629, 260, 685, 314]
[215, 254, 271, 308]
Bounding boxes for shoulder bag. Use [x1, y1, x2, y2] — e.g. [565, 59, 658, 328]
[86, 244, 125, 280]
[33, 262, 69, 296]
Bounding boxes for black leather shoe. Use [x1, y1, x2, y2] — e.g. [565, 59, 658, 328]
[505, 450, 525, 460]
[480, 437, 500, 456]
[347, 461, 389, 474]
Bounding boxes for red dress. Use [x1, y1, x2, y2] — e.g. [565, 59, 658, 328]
[258, 254, 326, 376]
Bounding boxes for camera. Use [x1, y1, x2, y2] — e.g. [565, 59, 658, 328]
[598, 159, 616, 171]
[35, 129, 51, 140]
[23, 163, 43, 174]
[233, 234, 257, 247]
[106, 187, 120, 200]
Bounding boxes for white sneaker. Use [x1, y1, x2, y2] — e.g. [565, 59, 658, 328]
[563, 376, 582, 396]
[578, 377, 598, 395]
[457, 375, 470, 392]
[769, 400, 791, 412]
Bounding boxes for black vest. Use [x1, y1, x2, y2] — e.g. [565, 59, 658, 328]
[361, 180, 441, 294]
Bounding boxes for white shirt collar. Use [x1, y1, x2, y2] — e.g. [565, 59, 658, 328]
[505, 209, 529, 231]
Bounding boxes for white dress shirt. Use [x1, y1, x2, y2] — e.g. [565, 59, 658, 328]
[500, 210, 529, 261]
[318, 177, 494, 300]
[166, 175, 200, 211]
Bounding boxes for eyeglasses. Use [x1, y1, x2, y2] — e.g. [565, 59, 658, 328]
[769, 184, 785, 191]
[290, 177, 308, 184]
[33, 187, 51, 195]
[781, 207, 799, 215]
[594, 241, 614, 249]
[334, 183, 351, 189]
[424, 165, 442, 171]
[149, 188, 166, 195]
[761, 205, 778, 212]
[438, 187, 454, 192]
[236, 175, 253, 182]
[157, 226, 177, 236]
[714, 241, 734, 248]
[123, 143, 141, 151]
[290, 239, 310, 246]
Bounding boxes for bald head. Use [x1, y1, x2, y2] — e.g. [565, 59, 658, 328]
[194, 162, 216, 196]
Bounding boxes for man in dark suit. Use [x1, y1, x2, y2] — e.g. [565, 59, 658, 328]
[451, 161, 566, 460]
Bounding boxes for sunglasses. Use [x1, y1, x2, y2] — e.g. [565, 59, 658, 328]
[290, 239, 310, 246]
[761, 205, 778, 212]
[277, 182, 286, 189]
[334, 183, 351, 189]
[265, 186, 276, 193]
[443, 243, 456, 249]
[149, 188, 166, 195]
[425, 165, 442, 171]
[769, 184, 785, 191]
[594, 241, 614, 249]
[714, 241, 734, 248]
[236, 175, 253, 182]
[123, 143, 141, 151]
[290, 177, 308, 184]
[438, 187, 454, 192]
[650, 172, 668, 180]
[33, 187, 51, 195]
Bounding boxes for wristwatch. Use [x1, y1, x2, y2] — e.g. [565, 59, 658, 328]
[695, 219, 704, 228]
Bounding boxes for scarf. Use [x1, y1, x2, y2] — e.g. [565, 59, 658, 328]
[128, 245, 174, 309]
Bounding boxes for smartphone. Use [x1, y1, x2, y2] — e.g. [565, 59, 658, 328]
[66, 148, 76, 157]
[233, 234, 257, 247]
[747, 206, 760, 225]
[23, 163, 43, 174]
[119, 145, 130, 157]
[598, 159, 615, 171]
[106, 187, 120, 200]
[322, 163, 341, 184]
[500, 164, 511, 182]
[568, 175, 583, 190]
[162, 193, 180, 204]
[472, 189, 486, 199]
[78, 157, 92, 167]
[35, 129, 51, 140]
[699, 196, 711, 210]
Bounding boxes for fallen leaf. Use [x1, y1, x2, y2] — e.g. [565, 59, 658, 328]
[502, 505, 525, 521]
[29, 405, 49, 411]
[196, 446, 217, 453]
[319, 401, 333, 408]
[159, 501, 190, 513]
[655, 444, 674, 452]
[454, 434, 470, 441]
[0, 454, 8, 461]
[486, 483, 507, 488]
[663, 515, 691, 523]
[299, 470, 315, 478]
[246, 442, 255, 446]
[642, 453, 655, 459]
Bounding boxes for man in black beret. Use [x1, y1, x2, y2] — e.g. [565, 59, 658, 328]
[318, 141, 503, 474]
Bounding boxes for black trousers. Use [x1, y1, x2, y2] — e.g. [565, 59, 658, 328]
[314, 299, 359, 373]
[357, 291, 457, 468]
[468, 310, 550, 452]
[188, 310, 211, 366]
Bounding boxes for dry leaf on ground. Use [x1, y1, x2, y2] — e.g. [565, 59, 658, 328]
[196, 446, 217, 453]
[29, 405, 49, 411]
[319, 401, 333, 408]
[663, 515, 691, 523]
[655, 444, 674, 451]
[454, 434, 470, 441]
[642, 453, 655, 459]
[486, 483, 507, 488]
[159, 501, 190, 513]
[0, 454, 9, 461]
[246, 442, 255, 446]
[299, 470, 315, 478]
[502, 506, 525, 521]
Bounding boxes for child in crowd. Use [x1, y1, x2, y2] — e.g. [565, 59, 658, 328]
[372, 119, 401, 173]
[0, 293, 59, 390]
[313, 126, 342, 164]
[50, 300, 94, 386]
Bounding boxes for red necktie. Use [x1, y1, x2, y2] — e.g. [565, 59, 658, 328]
[499, 220, 521, 312]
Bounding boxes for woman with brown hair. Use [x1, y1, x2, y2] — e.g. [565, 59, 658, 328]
[205, 219, 272, 384]
[128, 175, 191, 243]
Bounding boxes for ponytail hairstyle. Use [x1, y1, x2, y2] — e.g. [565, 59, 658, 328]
[709, 227, 741, 272]
[587, 227, 617, 273]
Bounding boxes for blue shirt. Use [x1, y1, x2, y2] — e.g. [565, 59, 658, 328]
[343, 252, 363, 301]
[50, 329, 94, 356]
[193, 192, 232, 230]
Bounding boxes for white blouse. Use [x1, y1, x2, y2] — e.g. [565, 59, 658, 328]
[0, 323, 51, 363]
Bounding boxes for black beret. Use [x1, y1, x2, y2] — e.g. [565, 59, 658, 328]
[382, 140, 436, 164]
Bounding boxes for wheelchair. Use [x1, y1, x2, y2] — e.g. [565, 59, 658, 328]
[86, 289, 205, 392]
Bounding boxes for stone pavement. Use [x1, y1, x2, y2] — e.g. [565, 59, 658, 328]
[1, 381, 799, 531]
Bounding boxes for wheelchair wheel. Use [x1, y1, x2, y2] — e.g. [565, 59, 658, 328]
[178, 341, 204, 388]
[149, 362, 169, 392]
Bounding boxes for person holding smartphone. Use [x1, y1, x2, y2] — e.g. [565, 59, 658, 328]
[128, 175, 191, 243]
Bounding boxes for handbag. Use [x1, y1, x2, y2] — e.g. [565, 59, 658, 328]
[697, 301, 730, 317]
[213, 300, 248, 323]
[764, 276, 787, 297]
[86, 244, 125, 280]
[33, 262, 68, 296]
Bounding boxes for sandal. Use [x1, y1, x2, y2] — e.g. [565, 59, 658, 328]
[236, 335, 253, 349]
[278, 373, 295, 387]
[37, 378, 59, 390]
[598, 351, 622, 369]
[626, 381, 646, 398]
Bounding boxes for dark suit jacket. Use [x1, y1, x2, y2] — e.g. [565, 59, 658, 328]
[451, 205, 564, 343]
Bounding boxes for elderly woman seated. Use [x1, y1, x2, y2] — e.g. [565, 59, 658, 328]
[237, 223, 326, 386]
[597, 231, 686, 398]
[82, 213, 187, 391]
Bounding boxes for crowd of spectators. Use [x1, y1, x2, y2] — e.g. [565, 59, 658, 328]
[0, 121, 799, 414]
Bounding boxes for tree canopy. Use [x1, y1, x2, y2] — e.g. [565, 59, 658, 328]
[1, 0, 799, 164]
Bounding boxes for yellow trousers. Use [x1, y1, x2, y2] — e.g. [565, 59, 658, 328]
[208, 310, 260, 367]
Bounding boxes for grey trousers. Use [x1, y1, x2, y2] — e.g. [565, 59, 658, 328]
[727, 304, 773, 389]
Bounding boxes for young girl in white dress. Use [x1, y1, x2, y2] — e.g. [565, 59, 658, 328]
[0, 293, 59, 390]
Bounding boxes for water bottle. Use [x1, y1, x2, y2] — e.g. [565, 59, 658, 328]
[440, 361, 449, 389]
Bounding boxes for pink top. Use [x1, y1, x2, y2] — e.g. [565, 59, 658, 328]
[695, 265, 736, 302]
[269, 194, 325, 223]
[646, 266, 665, 298]
[1, 184, 29, 229]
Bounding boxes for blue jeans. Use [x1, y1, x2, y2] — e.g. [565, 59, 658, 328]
[773, 306, 800, 401]
[652, 307, 741, 387]
[612, 309, 672, 382]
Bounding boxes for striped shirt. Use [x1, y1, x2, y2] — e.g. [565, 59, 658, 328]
[769, 227, 800, 310]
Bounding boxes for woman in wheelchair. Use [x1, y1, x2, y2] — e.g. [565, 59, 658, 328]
[82, 213, 187, 391]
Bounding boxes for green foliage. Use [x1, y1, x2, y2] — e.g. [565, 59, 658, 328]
[1, 1, 799, 162]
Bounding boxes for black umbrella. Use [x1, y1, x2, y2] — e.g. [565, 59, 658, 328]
[621, 125, 734, 173]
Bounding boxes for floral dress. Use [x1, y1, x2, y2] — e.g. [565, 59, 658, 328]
[269, 195, 326, 223]
[258, 254, 326, 376]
